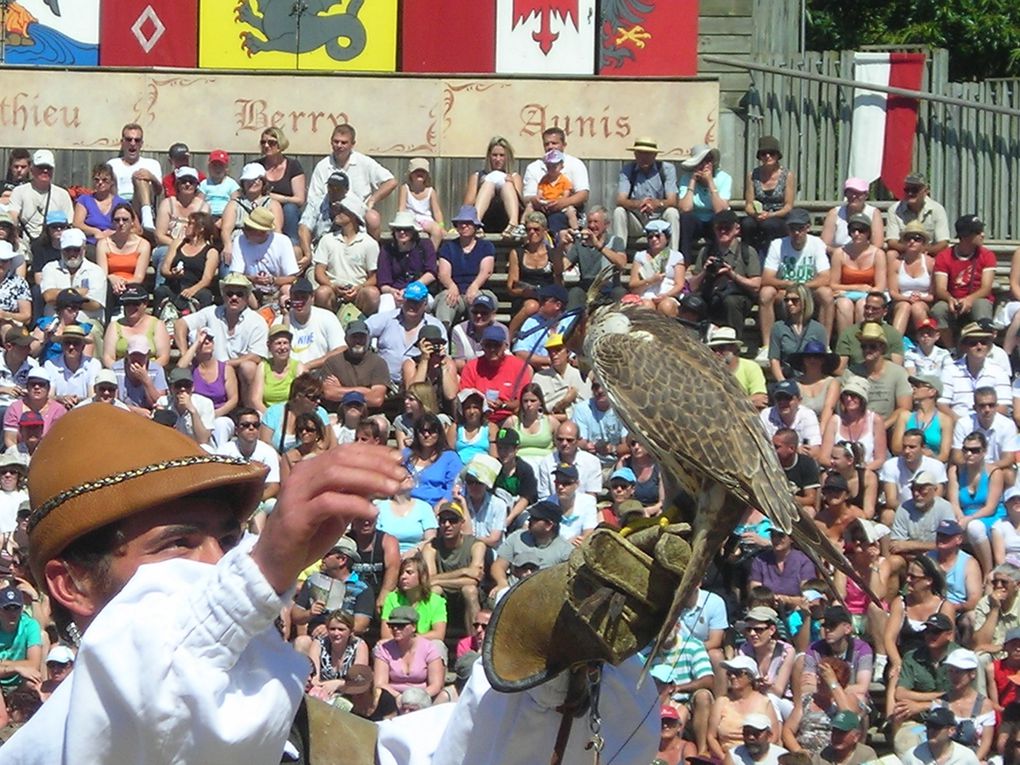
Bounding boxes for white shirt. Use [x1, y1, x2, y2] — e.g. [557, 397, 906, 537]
[535, 450, 603, 498]
[230, 231, 299, 282]
[901, 741, 980, 765]
[1, 537, 305, 764]
[312, 230, 380, 286]
[940, 357, 1012, 417]
[632, 249, 685, 299]
[759, 405, 822, 446]
[307, 150, 395, 211]
[522, 153, 590, 198]
[8, 183, 74, 240]
[182, 306, 269, 361]
[953, 411, 1018, 463]
[763, 235, 830, 283]
[43, 356, 102, 400]
[287, 307, 345, 364]
[726, 744, 788, 765]
[216, 438, 281, 483]
[553, 492, 598, 541]
[106, 156, 163, 200]
[174, 392, 215, 443]
[39, 260, 108, 322]
[0, 488, 26, 533]
[879, 455, 948, 505]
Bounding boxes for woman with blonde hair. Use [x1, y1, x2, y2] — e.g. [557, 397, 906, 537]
[257, 126, 306, 242]
[379, 554, 447, 642]
[394, 381, 446, 449]
[464, 136, 524, 239]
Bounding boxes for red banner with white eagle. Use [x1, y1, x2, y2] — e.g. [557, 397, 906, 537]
[100, 0, 197, 67]
[496, 0, 596, 74]
[401, 0, 496, 73]
[598, 0, 698, 76]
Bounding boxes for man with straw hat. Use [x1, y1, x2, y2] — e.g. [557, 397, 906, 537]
[612, 136, 680, 247]
[4, 404, 404, 762]
[230, 206, 299, 306]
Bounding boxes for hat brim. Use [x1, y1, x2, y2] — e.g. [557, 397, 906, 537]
[55, 333, 94, 344]
[627, 143, 660, 153]
[680, 148, 719, 170]
[242, 216, 274, 232]
[789, 349, 839, 374]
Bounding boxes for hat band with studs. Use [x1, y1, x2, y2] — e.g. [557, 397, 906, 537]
[29, 454, 249, 534]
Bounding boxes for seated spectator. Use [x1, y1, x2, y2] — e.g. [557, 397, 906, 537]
[257, 127, 305, 242]
[972, 562, 1020, 657]
[647, 631, 714, 755]
[837, 519, 890, 660]
[573, 379, 628, 469]
[782, 656, 862, 760]
[900, 706, 980, 765]
[461, 326, 533, 425]
[881, 427, 948, 509]
[366, 280, 445, 385]
[489, 500, 571, 598]
[373, 605, 444, 702]
[889, 221, 937, 336]
[7, 409, 44, 460]
[39, 229, 107, 323]
[739, 606, 796, 715]
[821, 177, 884, 254]
[511, 284, 575, 371]
[332, 391, 368, 444]
[43, 325, 100, 409]
[318, 319, 387, 413]
[450, 294, 504, 372]
[786, 341, 840, 431]
[174, 273, 269, 408]
[805, 604, 874, 698]
[767, 285, 829, 382]
[949, 431, 1004, 574]
[819, 377, 886, 471]
[555, 206, 628, 310]
[259, 372, 334, 454]
[932, 215, 997, 343]
[707, 656, 780, 757]
[628, 219, 686, 317]
[0, 452, 26, 533]
[616, 437, 665, 515]
[447, 389, 491, 465]
[346, 513, 400, 613]
[521, 128, 589, 236]
[301, 610, 369, 704]
[73, 162, 127, 248]
[39, 644, 75, 701]
[455, 454, 507, 548]
[229, 207, 299, 309]
[829, 213, 887, 338]
[548, 462, 597, 545]
[826, 440, 877, 519]
[165, 367, 214, 446]
[708, 326, 767, 409]
[9, 150, 73, 243]
[845, 323, 911, 427]
[676, 144, 732, 254]
[312, 195, 379, 317]
[506, 211, 559, 335]
[299, 170, 349, 271]
[950, 386, 1017, 471]
[995, 488, 1020, 566]
[73, 368, 129, 411]
[435, 205, 496, 329]
[930, 519, 982, 618]
[2, 368, 62, 451]
[161, 142, 204, 197]
[250, 324, 302, 412]
[423, 501, 486, 634]
[393, 382, 447, 450]
[0, 585, 42, 694]
[772, 428, 820, 512]
[292, 538, 374, 636]
[0, 243, 29, 335]
[96, 203, 151, 311]
[152, 167, 210, 280]
[154, 211, 219, 314]
[688, 209, 761, 336]
[888, 470, 957, 579]
[278, 278, 345, 370]
[197, 150, 239, 220]
[833, 292, 904, 375]
[750, 529, 818, 621]
[992, 627, 1020, 710]
[219, 163, 284, 262]
[656, 703, 697, 765]
[812, 710, 875, 765]
[379, 555, 447, 643]
[677, 587, 729, 697]
[401, 324, 458, 402]
[374, 478, 437, 557]
[938, 324, 1011, 420]
[890, 376, 953, 463]
[491, 426, 539, 531]
[177, 327, 239, 447]
[112, 334, 167, 414]
[463, 136, 523, 237]
[741, 136, 796, 256]
[29, 212, 69, 299]
[403, 412, 462, 509]
[611, 136, 680, 246]
[102, 283, 171, 369]
[0, 327, 35, 419]
[815, 472, 863, 543]
[759, 209, 833, 360]
[885, 172, 950, 258]
[759, 380, 821, 459]
[532, 332, 590, 420]
[214, 407, 280, 530]
[535, 420, 603, 498]
[886, 556, 956, 678]
[904, 318, 952, 379]
[376, 212, 438, 315]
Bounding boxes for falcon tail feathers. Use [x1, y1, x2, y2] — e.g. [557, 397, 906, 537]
[789, 509, 883, 606]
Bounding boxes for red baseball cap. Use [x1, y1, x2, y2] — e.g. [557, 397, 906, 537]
[660, 704, 680, 721]
[916, 317, 939, 331]
[209, 149, 229, 164]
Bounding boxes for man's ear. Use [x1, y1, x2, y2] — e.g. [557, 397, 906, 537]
[43, 559, 102, 622]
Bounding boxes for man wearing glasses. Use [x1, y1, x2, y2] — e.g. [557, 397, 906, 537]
[8, 150, 73, 243]
[940, 323, 1012, 418]
[422, 500, 486, 634]
[106, 123, 162, 231]
[687, 209, 761, 332]
[0, 585, 42, 695]
[364, 279, 445, 385]
[759, 207, 834, 358]
[950, 386, 1016, 471]
[885, 172, 951, 257]
[38, 228, 107, 322]
[932, 214, 998, 341]
[216, 407, 280, 529]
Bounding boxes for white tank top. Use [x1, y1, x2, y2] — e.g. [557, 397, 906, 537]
[404, 186, 434, 220]
[833, 203, 878, 248]
[896, 254, 931, 294]
[838, 414, 876, 464]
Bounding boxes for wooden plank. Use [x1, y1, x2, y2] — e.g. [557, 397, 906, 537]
[699, 0, 754, 16]
[700, 16, 753, 34]
[697, 35, 753, 54]
[803, 52, 819, 200]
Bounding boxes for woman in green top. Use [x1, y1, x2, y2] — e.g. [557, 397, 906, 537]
[500, 383, 557, 470]
[250, 324, 304, 413]
[379, 554, 447, 643]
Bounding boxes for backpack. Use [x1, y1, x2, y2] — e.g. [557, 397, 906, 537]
[626, 161, 667, 200]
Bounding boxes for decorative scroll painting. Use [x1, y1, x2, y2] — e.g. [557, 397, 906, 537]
[0, 68, 718, 160]
[198, 0, 397, 71]
[598, 0, 699, 76]
[100, 0, 199, 67]
[495, 0, 596, 75]
[2, 0, 99, 66]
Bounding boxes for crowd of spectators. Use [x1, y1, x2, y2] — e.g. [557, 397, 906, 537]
[1, 122, 1020, 763]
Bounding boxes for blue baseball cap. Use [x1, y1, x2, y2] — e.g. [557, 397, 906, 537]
[538, 284, 568, 304]
[45, 210, 69, 226]
[773, 380, 800, 399]
[471, 294, 496, 312]
[609, 467, 636, 484]
[341, 391, 366, 407]
[481, 325, 507, 344]
[936, 519, 964, 536]
[404, 281, 428, 302]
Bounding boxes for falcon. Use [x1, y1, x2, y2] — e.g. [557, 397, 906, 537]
[578, 282, 877, 662]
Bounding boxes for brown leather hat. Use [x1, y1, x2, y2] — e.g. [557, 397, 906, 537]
[27, 406, 267, 579]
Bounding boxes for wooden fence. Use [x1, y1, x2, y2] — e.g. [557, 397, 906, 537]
[726, 48, 1020, 241]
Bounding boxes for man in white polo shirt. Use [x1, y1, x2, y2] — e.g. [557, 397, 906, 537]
[758, 379, 821, 459]
[522, 127, 590, 235]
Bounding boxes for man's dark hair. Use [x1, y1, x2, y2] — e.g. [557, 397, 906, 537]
[974, 386, 997, 400]
[232, 407, 259, 425]
[866, 291, 887, 304]
[902, 428, 926, 443]
[8, 148, 29, 164]
[332, 123, 356, 141]
[542, 127, 566, 143]
[773, 427, 799, 447]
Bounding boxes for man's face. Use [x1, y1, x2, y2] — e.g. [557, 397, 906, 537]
[591, 383, 609, 409]
[236, 415, 261, 444]
[542, 132, 565, 153]
[924, 723, 953, 748]
[901, 435, 923, 463]
[860, 298, 885, 323]
[547, 344, 568, 367]
[538, 297, 563, 319]
[714, 222, 738, 247]
[469, 304, 493, 330]
[61, 247, 84, 271]
[935, 532, 962, 556]
[742, 726, 771, 757]
[822, 484, 848, 508]
[243, 226, 269, 245]
[975, 395, 997, 426]
[963, 333, 991, 362]
[345, 331, 368, 359]
[223, 287, 249, 311]
[0, 600, 21, 633]
[46, 660, 73, 683]
[555, 426, 578, 459]
[554, 474, 577, 501]
[0, 466, 19, 492]
[321, 551, 348, 579]
[860, 339, 884, 362]
[992, 573, 1018, 603]
[482, 339, 504, 363]
[822, 620, 851, 646]
[587, 211, 607, 236]
[830, 728, 859, 754]
[923, 626, 953, 652]
[289, 290, 312, 318]
[62, 338, 84, 361]
[633, 150, 656, 170]
[438, 512, 463, 541]
[774, 392, 797, 415]
[9, 158, 29, 181]
[787, 222, 808, 247]
[771, 435, 795, 463]
[911, 482, 936, 508]
[31, 163, 54, 188]
[331, 131, 354, 160]
[121, 129, 143, 158]
[401, 298, 426, 324]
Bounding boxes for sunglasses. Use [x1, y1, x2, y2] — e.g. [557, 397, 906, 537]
[260, 139, 279, 146]
[387, 622, 412, 630]
[237, 421, 260, 430]
[744, 625, 770, 633]
[113, 216, 132, 223]
[646, 231, 667, 238]
[472, 621, 488, 628]
[1, 604, 20, 612]
[904, 234, 927, 243]
[298, 426, 319, 434]
[783, 296, 800, 303]
[438, 516, 461, 525]
[758, 150, 778, 158]
[302, 393, 320, 402]
[418, 428, 439, 436]
[962, 338, 990, 347]
[787, 224, 809, 232]
[904, 185, 923, 194]
[122, 136, 143, 143]
[860, 342, 884, 351]
[223, 289, 247, 298]
[848, 226, 869, 235]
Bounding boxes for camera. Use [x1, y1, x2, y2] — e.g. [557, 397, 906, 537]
[704, 257, 722, 277]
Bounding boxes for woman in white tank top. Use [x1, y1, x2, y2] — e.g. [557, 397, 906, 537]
[821, 178, 885, 251]
[888, 224, 936, 335]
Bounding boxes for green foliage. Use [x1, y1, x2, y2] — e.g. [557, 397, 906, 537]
[806, 0, 1020, 80]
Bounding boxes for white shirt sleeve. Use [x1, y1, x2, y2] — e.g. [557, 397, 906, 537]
[564, 155, 590, 193]
[799, 408, 822, 446]
[762, 240, 782, 273]
[810, 237, 830, 273]
[522, 160, 543, 199]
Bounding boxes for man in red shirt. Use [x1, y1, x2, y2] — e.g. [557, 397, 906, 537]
[932, 214, 997, 345]
[459, 325, 532, 424]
